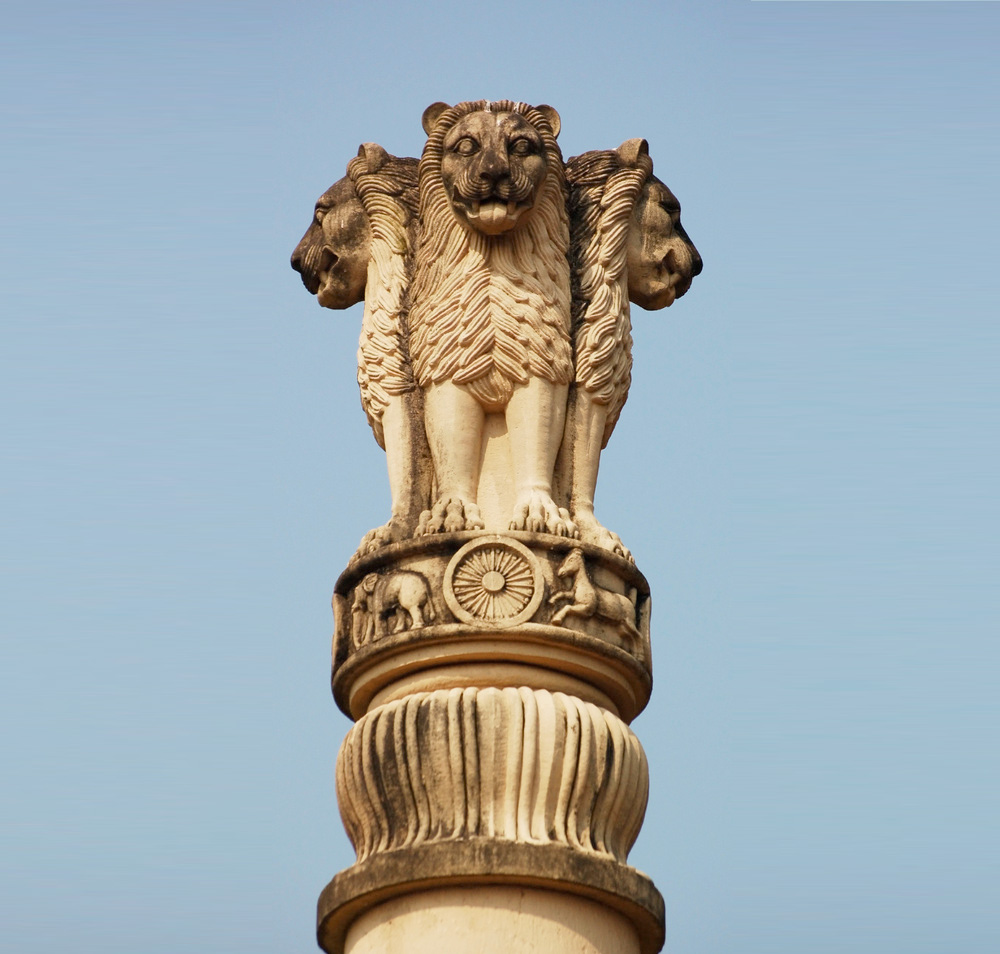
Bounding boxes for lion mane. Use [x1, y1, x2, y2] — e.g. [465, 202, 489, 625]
[408, 100, 573, 412]
[345, 147, 419, 448]
[565, 142, 653, 449]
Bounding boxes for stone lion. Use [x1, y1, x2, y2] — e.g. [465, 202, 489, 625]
[408, 100, 575, 537]
[291, 144, 432, 553]
[291, 109, 702, 560]
[557, 139, 702, 558]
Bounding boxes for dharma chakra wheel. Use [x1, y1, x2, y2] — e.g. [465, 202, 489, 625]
[443, 536, 544, 626]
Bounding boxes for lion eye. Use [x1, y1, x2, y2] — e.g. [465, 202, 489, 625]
[454, 138, 479, 156]
[510, 138, 534, 156]
[314, 209, 327, 225]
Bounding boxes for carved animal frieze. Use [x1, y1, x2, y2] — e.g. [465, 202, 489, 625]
[335, 533, 649, 651]
[549, 547, 641, 642]
[336, 687, 648, 865]
[350, 570, 434, 647]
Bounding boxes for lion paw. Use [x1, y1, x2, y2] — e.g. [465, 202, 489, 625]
[351, 517, 411, 560]
[353, 515, 409, 560]
[574, 512, 634, 563]
[417, 497, 485, 535]
[509, 492, 577, 538]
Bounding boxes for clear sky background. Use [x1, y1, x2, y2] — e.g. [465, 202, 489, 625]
[2, 1, 997, 952]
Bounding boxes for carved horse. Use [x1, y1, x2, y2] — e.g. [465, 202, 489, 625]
[548, 548, 641, 641]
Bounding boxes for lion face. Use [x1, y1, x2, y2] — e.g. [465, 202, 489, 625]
[291, 176, 371, 309]
[627, 176, 703, 310]
[438, 110, 550, 236]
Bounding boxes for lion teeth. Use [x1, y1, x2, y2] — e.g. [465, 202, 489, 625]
[471, 201, 480, 215]
[507, 200, 517, 216]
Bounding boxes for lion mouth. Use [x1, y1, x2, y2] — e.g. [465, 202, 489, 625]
[292, 245, 341, 297]
[663, 249, 694, 300]
[463, 198, 529, 233]
[320, 247, 340, 274]
[312, 249, 342, 303]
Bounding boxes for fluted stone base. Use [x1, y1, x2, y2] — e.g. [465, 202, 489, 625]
[337, 688, 648, 865]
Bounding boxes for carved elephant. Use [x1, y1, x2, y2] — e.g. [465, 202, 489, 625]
[351, 571, 435, 646]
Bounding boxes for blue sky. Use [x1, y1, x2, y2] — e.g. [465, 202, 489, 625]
[2, 2, 997, 952]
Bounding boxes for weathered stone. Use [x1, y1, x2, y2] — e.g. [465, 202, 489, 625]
[343, 886, 642, 954]
[332, 532, 652, 722]
[290, 104, 701, 561]
[291, 100, 703, 954]
[317, 841, 664, 954]
[336, 687, 648, 865]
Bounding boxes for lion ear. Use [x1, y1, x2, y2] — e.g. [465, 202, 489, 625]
[534, 105, 561, 139]
[422, 102, 451, 135]
[616, 138, 649, 167]
[357, 142, 390, 173]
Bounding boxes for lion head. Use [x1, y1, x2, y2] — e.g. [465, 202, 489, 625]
[409, 100, 573, 407]
[627, 171, 702, 310]
[291, 175, 371, 309]
[421, 100, 561, 236]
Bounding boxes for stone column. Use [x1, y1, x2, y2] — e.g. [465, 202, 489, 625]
[317, 534, 663, 954]
[290, 98, 701, 954]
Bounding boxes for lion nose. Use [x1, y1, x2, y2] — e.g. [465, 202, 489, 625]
[477, 151, 509, 185]
[290, 245, 305, 274]
[690, 247, 703, 277]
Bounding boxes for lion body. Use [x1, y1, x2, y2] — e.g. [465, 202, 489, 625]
[292, 147, 431, 551]
[566, 147, 652, 449]
[346, 152, 419, 447]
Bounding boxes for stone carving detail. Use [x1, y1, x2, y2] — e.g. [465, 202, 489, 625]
[293, 102, 698, 954]
[336, 687, 648, 865]
[351, 571, 434, 647]
[290, 146, 432, 555]
[442, 537, 544, 626]
[291, 103, 700, 561]
[411, 101, 574, 538]
[558, 141, 703, 559]
[331, 534, 653, 721]
[550, 548, 641, 642]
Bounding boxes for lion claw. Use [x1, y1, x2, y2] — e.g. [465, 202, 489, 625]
[354, 515, 410, 560]
[610, 532, 634, 564]
[509, 493, 577, 538]
[574, 512, 633, 563]
[418, 497, 484, 535]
